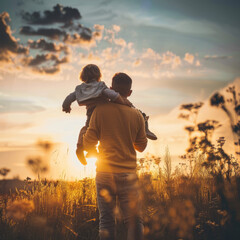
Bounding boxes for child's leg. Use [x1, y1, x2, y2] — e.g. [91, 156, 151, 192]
[76, 126, 87, 165]
[85, 107, 98, 157]
[138, 110, 158, 140]
[76, 106, 97, 165]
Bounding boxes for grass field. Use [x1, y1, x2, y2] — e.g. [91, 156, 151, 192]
[1, 156, 240, 240]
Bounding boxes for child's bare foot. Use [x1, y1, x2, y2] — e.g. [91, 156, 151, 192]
[76, 147, 87, 165]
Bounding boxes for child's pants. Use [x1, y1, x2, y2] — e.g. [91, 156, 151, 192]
[77, 106, 96, 147]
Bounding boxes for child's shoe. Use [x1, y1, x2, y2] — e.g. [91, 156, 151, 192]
[76, 145, 87, 165]
[141, 112, 157, 140]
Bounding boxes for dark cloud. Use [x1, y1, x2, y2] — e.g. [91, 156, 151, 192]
[28, 39, 69, 53]
[21, 4, 81, 25]
[0, 12, 28, 62]
[60, 22, 91, 34]
[2, 4, 94, 75]
[20, 26, 66, 40]
[22, 53, 69, 74]
[63, 29, 92, 44]
[20, 25, 93, 43]
[20, 26, 93, 45]
[80, 27, 92, 40]
[62, 27, 94, 45]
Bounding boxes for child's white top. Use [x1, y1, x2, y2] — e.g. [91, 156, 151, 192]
[62, 80, 119, 112]
[75, 81, 118, 104]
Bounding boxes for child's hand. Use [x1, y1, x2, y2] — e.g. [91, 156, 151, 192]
[115, 95, 132, 107]
[62, 106, 71, 113]
[122, 98, 133, 107]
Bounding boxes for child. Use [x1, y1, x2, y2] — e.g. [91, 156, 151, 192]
[62, 64, 157, 165]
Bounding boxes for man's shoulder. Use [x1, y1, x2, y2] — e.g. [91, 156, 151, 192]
[95, 102, 141, 116]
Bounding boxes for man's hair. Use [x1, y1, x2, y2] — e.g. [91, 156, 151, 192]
[112, 73, 132, 97]
[80, 64, 101, 83]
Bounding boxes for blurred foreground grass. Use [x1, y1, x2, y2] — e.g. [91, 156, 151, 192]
[0, 168, 240, 240]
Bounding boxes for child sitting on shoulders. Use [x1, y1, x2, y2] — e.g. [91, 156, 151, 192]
[62, 64, 157, 165]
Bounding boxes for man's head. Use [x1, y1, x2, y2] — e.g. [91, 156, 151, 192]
[111, 72, 132, 97]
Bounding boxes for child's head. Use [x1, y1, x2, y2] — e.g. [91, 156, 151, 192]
[80, 64, 101, 83]
[111, 72, 132, 97]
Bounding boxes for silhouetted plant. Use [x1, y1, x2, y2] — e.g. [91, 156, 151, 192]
[179, 102, 206, 178]
[26, 140, 53, 179]
[163, 146, 172, 182]
[0, 168, 10, 179]
[27, 158, 48, 176]
[210, 85, 240, 158]
[180, 96, 240, 239]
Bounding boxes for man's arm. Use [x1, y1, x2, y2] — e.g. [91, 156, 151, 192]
[82, 110, 99, 151]
[62, 92, 76, 113]
[134, 112, 148, 152]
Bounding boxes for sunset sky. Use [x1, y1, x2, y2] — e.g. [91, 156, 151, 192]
[0, 0, 240, 180]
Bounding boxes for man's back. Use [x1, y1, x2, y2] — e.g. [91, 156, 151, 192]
[83, 102, 147, 173]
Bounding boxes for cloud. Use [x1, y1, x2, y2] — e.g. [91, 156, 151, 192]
[94, 24, 104, 31]
[142, 48, 161, 60]
[112, 25, 121, 32]
[81, 52, 101, 62]
[19, 5, 96, 47]
[161, 51, 181, 69]
[6, 3, 102, 75]
[195, 60, 201, 66]
[114, 38, 127, 48]
[22, 53, 69, 74]
[0, 12, 28, 63]
[161, 71, 175, 78]
[63, 27, 93, 45]
[0, 93, 45, 113]
[184, 53, 195, 64]
[101, 47, 122, 62]
[204, 55, 232, 60]
[28, 39, 69, 53]
[20, 26, 66, 40]
[133, 58, 142, 67]
[21, 4, 81, 25]
[93, 25, 104, 41]
[127, 42, 135, 55]
[104, 25, 122, 44]
[20, 25, 95, 48]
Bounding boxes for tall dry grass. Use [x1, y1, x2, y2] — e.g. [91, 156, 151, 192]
[1, 154, 240, 240]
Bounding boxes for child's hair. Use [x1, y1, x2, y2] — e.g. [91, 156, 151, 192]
[112, 72, 132, 97]
[80, 64, 101, 83]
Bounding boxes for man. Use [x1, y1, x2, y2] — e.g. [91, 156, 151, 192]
[82, 72, 148, 240]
